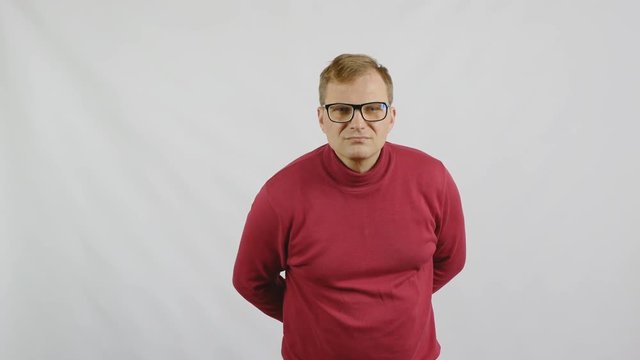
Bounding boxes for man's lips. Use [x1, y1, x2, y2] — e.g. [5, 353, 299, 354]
[345, 136, 371, 140]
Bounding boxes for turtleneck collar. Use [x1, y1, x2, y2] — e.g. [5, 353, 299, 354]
[321, 142, 393, 191]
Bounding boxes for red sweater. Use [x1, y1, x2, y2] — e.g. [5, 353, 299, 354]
[233, 142, 466, 360]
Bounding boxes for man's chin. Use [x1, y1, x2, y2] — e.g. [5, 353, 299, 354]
[331, 142, 377, 160]
[344, 148, 373, 161]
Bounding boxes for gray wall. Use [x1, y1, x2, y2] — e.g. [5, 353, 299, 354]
[1, 0, 638, 359]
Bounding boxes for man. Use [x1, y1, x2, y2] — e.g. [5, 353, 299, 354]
[233, 54, 466, 360]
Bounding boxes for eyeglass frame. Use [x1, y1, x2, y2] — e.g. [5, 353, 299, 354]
[322, 102, 391, 123]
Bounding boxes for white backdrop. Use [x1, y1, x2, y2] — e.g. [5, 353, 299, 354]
[1, 1, 639, 359]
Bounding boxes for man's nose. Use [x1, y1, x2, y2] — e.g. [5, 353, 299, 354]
[350, 109, 367, 128]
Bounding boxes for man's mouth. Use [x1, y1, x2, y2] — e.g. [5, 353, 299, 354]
[346, 136, 370, 140]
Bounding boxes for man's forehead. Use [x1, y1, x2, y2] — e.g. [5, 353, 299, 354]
[324, 72, 388, 102]
[327, 70, 384, 86]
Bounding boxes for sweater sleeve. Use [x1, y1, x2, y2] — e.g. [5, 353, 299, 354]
[232, 186, 287, 321]
[432, 166, 466, 293]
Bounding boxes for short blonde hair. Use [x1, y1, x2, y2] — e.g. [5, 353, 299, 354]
[318, 54, 394, 105]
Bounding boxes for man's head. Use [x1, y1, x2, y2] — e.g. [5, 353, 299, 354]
[317, 54, 396, 173]
[318, 54, 393, 106]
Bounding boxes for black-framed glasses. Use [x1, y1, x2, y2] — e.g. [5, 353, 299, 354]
[323, 102, 390, 123]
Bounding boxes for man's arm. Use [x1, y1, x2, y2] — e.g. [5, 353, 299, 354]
[232, 187, 287, 321]
[432, 166, 466, 293]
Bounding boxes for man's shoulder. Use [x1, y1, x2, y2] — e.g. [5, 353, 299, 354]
[264, 144, 326, 188]
[387, 142, 444, 169]
[387, 142, 451, 193]
[281, 144, 326, 171]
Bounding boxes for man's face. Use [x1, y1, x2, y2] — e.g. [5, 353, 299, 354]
[318, 71, 396, 173]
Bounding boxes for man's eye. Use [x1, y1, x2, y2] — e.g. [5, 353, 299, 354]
[364, 104, 384, 112]
[332, 106, 351, 113]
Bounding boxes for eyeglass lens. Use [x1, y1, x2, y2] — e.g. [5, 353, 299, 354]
[327, 102, 388, 122]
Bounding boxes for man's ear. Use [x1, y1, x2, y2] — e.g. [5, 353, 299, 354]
[388, 106, 397, 132]
[317, 107, 327, 134]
